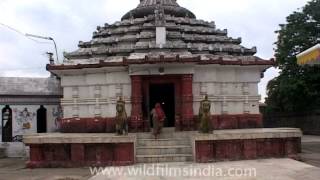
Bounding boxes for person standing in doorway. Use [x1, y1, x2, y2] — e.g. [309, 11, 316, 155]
[151, 103, 166, 139]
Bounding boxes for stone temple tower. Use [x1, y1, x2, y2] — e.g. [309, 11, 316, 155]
[23, 0, 301, 168]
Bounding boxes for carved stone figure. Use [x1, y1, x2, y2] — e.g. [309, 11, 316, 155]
[115, 97, 128, 135]
[198, 95, 212, 133]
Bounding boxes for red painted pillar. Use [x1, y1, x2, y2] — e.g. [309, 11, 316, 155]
[71, 144, 85, 166]
[284, 138, 300, 157]
[27, 144, 44, 168]
[181, 74, 194, 131]
[196, 141, 214, 163]
[243, 139, 257, 159]
[130, 75, 143, 132]
[114, 143, 134, 166]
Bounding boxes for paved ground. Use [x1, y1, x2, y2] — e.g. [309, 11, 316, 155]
[0, 158, 91, 180]
[0, 135, 319, 180]
[300, 135, 320, 167]
[90, 158, 320, 180]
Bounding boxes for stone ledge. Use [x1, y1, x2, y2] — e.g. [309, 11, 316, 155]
[193, 129, 302, 163]
[23, 133, 136, 144]
[193, 128, 302, 141]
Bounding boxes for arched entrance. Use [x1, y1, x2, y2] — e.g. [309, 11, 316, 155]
[149, 83, 175, 127]
[130, 74, 194, 132]
[37, 105, 47, 133]
[141, 76, 182, 130]
[2, 105, 12, 142]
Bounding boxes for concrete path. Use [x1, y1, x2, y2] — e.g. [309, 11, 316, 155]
[89, 158, 320, 180]
[302, 135, 320, 143]
[0, 158, 91, 180]
[301, 135, 320, 167]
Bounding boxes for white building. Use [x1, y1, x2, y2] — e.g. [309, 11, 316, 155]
[0, 77, 62, 157]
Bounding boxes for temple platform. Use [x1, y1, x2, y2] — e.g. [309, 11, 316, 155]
[23, 134, 136, 168]
[192, 128, 302, 163]
[23, 128, 302, 168]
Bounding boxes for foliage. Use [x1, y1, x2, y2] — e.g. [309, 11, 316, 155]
[266, 0, 320, 112]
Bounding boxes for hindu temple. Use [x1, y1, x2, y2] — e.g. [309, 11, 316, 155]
[23, 0, 302, 168]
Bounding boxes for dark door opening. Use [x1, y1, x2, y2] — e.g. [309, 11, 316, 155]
[2, 105, 12, 142]
[37, 105, 47, 133]
[149, 83, 175, 127]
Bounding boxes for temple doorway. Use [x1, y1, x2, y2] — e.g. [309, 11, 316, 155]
[2, 105, 12, 142]
[37, 105, 47, 133]
[149, 83, 175, 127]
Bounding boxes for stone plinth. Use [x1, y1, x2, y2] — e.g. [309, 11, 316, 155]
[23, 128, 302, 168]
[23, 133, 136, 168]
[192, 128, 302, 163]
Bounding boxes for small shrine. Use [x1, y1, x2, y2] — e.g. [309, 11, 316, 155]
[297, 44, 320, 65]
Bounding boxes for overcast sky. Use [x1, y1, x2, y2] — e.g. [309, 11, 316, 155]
[0, 0, 310, 101]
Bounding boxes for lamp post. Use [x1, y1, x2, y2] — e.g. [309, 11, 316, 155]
[25, 33, 60, 64]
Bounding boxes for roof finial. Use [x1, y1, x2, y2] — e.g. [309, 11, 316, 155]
[122, 0, 195, 20]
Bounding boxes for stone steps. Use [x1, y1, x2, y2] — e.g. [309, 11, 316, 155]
[137, 132, 195, 139]
[1, 142, 27, 158]
[137, 145, 192, 155]
[136, 128, 193, 163]
[136, 154, 193, 163]
[0, 147, 6, 159]
[137, 138, 191, 146]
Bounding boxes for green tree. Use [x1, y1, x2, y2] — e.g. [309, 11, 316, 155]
[266, 0, 320, 112]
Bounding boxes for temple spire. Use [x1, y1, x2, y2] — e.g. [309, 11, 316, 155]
[122, 0, 195, 20]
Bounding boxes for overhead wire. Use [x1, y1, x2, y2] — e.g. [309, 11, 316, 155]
[0, 22, 56, 71]
[0, 22, 52, 44]
[0, 67, 45, 71]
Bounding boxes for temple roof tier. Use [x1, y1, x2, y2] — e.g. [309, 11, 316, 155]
[48, 55, 275, 71]
[57, 0, 273, 69]
[64, 14, 256, 60]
